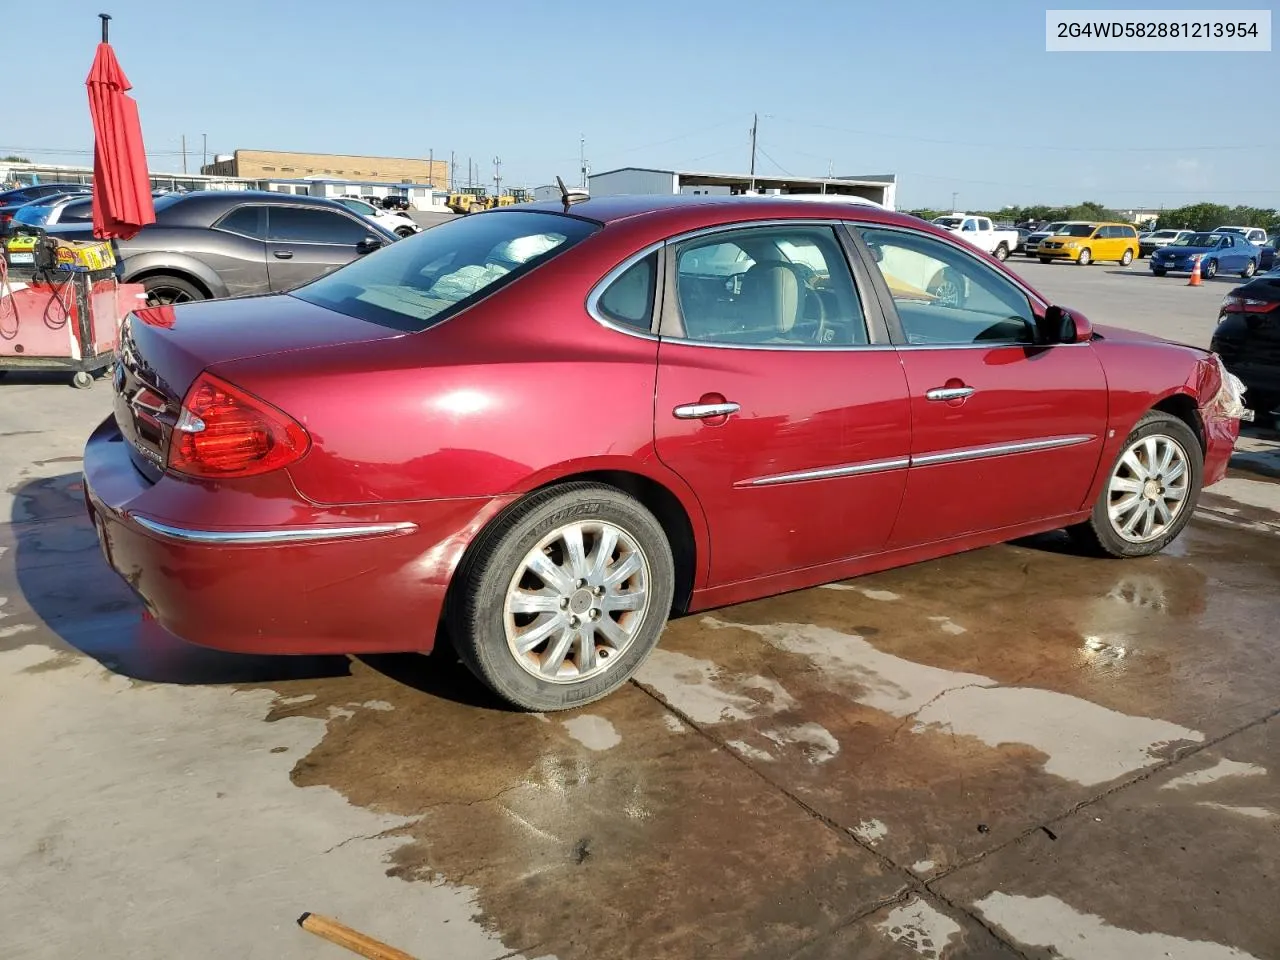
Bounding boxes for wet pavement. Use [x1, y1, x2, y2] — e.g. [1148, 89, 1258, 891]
[2, 370, 1279, 959]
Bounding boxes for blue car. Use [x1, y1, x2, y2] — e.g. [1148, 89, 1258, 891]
[1150, 231, 1260, 279]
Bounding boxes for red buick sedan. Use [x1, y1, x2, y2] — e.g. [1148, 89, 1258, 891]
[84, 195, 1246, 710]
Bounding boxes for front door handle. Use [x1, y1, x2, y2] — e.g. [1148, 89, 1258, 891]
[925, 386, 975, 402]
[673, 401, 740, 420]
[273, 250, 294, 260]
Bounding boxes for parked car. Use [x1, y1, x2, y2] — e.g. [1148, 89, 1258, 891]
[1139, 229, 1193, 259]
[82, 195, 1246, 711]
[1036, 222, 1140, 266]
[1214, 226, 1269, 246]
[382, 195, 412, 211]
[1022, 221, 1066, 257]
[0, 184, 91, 236]
[1011, 226, 1031, 254]
[333, 195, 422, 238]
[45, 191, 396, 306]
[1211, 266, 1280, 425]
[1260, 233, 1278, 272]
[929, 214, 1019, 260]
[1150, 232, 1259, 279]
[9, 193, 96, 230]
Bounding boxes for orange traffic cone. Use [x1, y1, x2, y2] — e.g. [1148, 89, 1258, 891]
[1188, 255, 1202, 286]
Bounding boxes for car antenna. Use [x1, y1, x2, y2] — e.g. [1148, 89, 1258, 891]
[555, 176, 589, 212]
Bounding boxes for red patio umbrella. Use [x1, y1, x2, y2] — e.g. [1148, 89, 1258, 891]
[85, 14, 155, 240]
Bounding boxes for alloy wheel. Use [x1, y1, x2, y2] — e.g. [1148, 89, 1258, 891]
[504, 520, 651, 683]
[145, 285, 195, 306]
[1106, 434, 1191, 543]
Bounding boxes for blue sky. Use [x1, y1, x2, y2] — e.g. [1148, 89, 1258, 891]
[5, 0, 1275, 210]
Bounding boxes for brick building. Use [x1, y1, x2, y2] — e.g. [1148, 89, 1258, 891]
[201, 149, 448, 187]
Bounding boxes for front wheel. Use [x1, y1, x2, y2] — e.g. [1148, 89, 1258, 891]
[1152, 267, 1167, 276]
[993, 243, 1009, 261]
[141, 274, 205, 307]
[1120, 248, 1134, 266]
[1068, 411, 1203, 558]
[1039, 257, 1051, 264]
[394, 226, 415, 238]
[1077, 248, 1092, 266]
[447, 483, 675, 711]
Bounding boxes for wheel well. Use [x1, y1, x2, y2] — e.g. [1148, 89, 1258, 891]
[126, 268, 213, 299]
[1153, 394, 1204, 451]
[537, 470, 698, 615]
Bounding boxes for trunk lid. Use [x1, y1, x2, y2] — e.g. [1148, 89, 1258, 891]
[113, 294, 404, 481]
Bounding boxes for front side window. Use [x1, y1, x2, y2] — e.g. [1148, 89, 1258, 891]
[672, 225, 867, 346]
[860, 227, 1035, 346]
[596, 252, 657, 331]
[267, 207, 370, 244]
[292, 210, 598, 332]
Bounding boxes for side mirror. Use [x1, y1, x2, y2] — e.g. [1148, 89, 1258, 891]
[1038, 305, 1092, 345]
[356, 237, 383, 254]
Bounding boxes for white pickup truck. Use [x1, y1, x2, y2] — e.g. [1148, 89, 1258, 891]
[930, 214, 1020, 261]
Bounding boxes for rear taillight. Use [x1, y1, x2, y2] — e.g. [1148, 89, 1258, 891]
[167, 372, 309, 479]
[1221, 295, 1277, 314]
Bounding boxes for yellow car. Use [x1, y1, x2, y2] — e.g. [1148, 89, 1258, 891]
[1036, 221, 1140, 266]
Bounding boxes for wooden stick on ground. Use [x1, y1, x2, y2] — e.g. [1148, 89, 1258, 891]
[297, 912, 419, 960]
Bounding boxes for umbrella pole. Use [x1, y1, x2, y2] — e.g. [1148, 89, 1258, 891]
[99, 12, 111, 42]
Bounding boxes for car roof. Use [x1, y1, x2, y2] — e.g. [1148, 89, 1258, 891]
[516, 193, 927, 232]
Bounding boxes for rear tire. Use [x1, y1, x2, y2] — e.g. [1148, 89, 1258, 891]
[1241, 259, 1256, 279]
[1203, 258, 1218, 279]
[993, 243, 1009, 261]
[1120, 249, 1134, 266]
[447, 483, 675, 712]
[1068, 411, 1203, 558]
[140, 274, 205, 307]
[394, 226, 415, 238]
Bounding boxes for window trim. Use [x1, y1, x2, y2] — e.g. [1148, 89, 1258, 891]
[264, 204, 377, 246]
[584, 242, 665, 340]
[846, 223, 1074, 351]
[654, 219, 892, 352]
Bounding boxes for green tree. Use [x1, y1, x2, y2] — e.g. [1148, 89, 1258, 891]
[1, 154, 30, 163]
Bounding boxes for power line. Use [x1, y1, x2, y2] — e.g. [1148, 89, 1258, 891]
[769, 118, 1279, 153]
[754, 143, 793, 176]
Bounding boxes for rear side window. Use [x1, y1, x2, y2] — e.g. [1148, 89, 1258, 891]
[268, 206, 370, 244]
[672, 224, 867, 346]
[56, 199, 94, 223]
[216, 206, 265, 239]
[291, 210, 599, 332]
[595, 252, 657, 331]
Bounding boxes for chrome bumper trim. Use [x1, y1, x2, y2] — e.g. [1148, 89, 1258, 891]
[131, 516, 417, 545]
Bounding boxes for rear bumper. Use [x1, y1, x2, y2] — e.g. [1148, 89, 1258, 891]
[83, 415, 509, 655]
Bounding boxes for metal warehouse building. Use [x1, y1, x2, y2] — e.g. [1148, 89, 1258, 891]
[588, 166, 897, 209]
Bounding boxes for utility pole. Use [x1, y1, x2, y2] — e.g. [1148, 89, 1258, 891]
[748, 113, 757, 192]
[580, 135, 589, 189]
[468, 157, 473, 189]
[181, 134, 187, 175]
[202, 133, 207, 173]
[951, 191, 959, 213]
[450, 151, 456, 191]
[428, 148, 434, 188]
[493, 156, 503, 197]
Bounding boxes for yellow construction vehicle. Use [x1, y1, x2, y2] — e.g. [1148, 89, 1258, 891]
[446, 187, 489, 214]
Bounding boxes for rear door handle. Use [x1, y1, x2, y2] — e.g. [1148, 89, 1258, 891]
[273, 250, 294, 260]
[925, 386, 975, 402]
[674, 402, 740, 420]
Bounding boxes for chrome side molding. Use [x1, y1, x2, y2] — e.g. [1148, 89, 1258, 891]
[131, 516, 417, 545]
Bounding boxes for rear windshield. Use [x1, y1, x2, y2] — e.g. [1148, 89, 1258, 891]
[290, 210, 599, 332]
